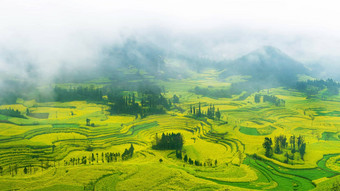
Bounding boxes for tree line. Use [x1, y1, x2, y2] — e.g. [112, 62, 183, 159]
[254, 94, 285, 106]
[1, 145, 135, 177]
[54, 86, 103, 102]
[191, 86, 232, 98]
[175, 150, 218, 167]
[65, 151, 122, 166]
[296, 79, 339, 98]
[0, 108, 26, 119]
[191, 80, 277, 100]
[189, 102, 221, 120]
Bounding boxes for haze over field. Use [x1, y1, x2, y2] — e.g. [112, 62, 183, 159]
[1, 1, 340, 191]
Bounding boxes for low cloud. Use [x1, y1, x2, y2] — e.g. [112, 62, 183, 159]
[0, 0, 340, 83]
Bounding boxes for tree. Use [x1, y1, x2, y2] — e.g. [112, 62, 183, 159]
[122, 149, 129, 160]
[173, 94, 179, 103]
[24, 167, 28, 174]
[184, 155, 188, 163]
[274, 136, 282, 154]
[198, 102, 201, 117]
[96, 153, 99, 163]
[290, 135, 296, 153]
[262, 137, 273, 158]
[122, 144, 134, 160]
[254, 94, 261, 103]
[176, 150, 182, 159]
[299, 143, 306, 160]
[215, 108, 221, 120]
[86, 118, 91, 126]
[132, 93, 135, 104]
[284, 152, 289, 164]
[188, 158, 193, 165]
[128, 144, 134, 157]
[92, 153, 95, 162]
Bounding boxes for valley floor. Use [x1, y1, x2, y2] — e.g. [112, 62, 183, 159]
[0, 71, 340, 190]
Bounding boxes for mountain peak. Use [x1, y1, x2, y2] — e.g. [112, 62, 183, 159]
[254, 46, 283, 56]
[219, 45, 308, 87]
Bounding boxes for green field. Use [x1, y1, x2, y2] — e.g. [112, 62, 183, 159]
[0, 69, 339, 191]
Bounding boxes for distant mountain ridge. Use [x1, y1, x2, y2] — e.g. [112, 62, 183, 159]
[219, 46, 308, 87]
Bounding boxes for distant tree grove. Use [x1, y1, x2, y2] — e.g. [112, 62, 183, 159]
[152, 133, 184, 150]
[296, 79, 339, 98]
[108, 92, 172, 118]
[0, 108, 26, 118]
[189, 102, 221, 120]
[254, 94, 285, 106]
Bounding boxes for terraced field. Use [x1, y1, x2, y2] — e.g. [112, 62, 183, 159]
[0, 71, 340, 190]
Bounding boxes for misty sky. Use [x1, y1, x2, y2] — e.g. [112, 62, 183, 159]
[1, 0, 340, 80]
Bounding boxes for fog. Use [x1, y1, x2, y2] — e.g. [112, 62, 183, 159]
[1, 0, 340, 83]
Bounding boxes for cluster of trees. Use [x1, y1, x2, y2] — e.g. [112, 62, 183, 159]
[175, 150, 217, 167]
[273, 135, 288, 154]
[86, 118, 95, 127]
[296, 79, 339, 98]
[262, 135, 306, 163]
[122, 144, 134, 160]
[108, 92, 171, 118]
[189, 103, 221, 120]
[108, 93, 139, 115]
[191, 81, 278, 100]
[139, 93, 171, 114]
[54, 86, 103, 102]
[254, 94, 285, 106]
[191, 86, 232, 98]
[289, 135, 307, 161]
[0, 108, 26, 118]
[153, 133, 184, 150]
